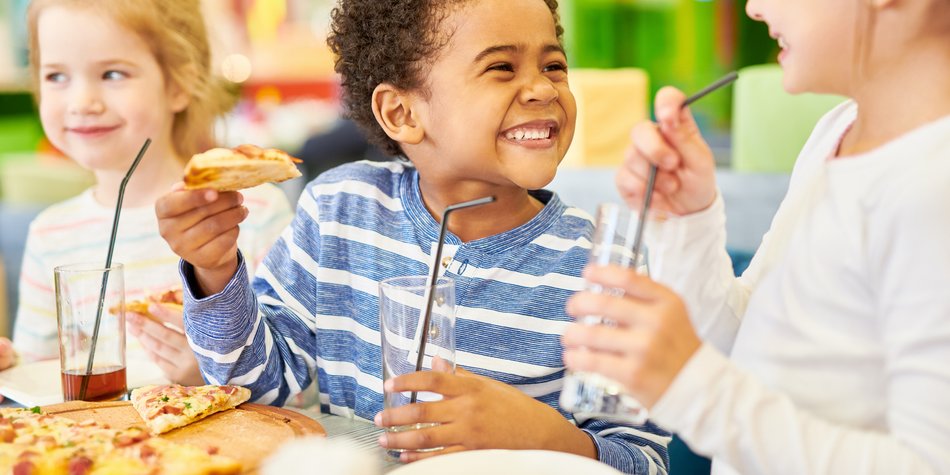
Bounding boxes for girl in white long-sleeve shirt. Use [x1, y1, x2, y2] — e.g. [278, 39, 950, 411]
[561, 0, 950, 473]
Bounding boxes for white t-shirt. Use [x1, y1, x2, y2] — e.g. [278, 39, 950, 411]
[13, 184, 293, 370]
[646, 102, 950, 474]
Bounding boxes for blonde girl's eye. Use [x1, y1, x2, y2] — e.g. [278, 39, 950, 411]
[44, 72, 67, 84]
[102, 70, 129, 81]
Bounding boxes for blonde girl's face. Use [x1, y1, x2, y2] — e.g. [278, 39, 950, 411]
[36, 6, 188, 171]
[745, 0, 860, 95]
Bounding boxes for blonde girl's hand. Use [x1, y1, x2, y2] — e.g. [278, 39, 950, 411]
[617, 86, 718, 216]
[0, 337, 15, 372]
[127, 304, 205, 386]
[155, 182, 248, 296]
[562, 265, 702, 409]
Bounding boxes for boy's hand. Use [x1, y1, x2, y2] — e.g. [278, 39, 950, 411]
[155, 183, 248, 296]
[0, 337, 15, 371]
[618, 86, 718, 216]
[127, 304, 205, 386]
[374, 364, 596, 463]
[562, 265, 702, 408]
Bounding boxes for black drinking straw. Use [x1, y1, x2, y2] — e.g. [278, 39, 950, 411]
[78, 138, 151, 400]
[630, 72, 739, 262]
[410, 195, 495, 403]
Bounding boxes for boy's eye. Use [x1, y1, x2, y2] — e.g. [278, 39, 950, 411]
[44, 72, 67, 83]
[487, 63, 515, 73]
[102, 70, 129, 81]
[543, 62, 568, 73]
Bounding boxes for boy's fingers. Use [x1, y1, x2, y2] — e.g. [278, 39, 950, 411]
[384, 371, 469, 397]
[189, 227, 241, 267]
[377, 421, 456, 452]
[156, 189, 244, 221]
[399, 445, 466, 463]
[178, 207, 247, 252]
[162, 194, 245, 234]
[375, 400, 454, 428]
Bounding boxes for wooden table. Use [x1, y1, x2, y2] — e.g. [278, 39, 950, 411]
[0, 398, 403, 473]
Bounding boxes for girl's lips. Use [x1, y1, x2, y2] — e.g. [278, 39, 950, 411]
[67, 125, 121, 137]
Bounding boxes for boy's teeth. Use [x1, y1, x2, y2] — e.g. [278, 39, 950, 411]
[505, 128, 551, 141]
[778, 37, 788, 49]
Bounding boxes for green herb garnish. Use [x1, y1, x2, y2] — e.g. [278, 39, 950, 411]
[184, 402, 191, 410]
[160, 396, 169, 402]
[30, 406, 41, 414]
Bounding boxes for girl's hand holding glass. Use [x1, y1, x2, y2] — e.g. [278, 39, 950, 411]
[562, 265, 702, 409]
[618, 87, 718, 217]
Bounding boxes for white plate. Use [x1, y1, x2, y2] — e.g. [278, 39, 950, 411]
[388, 449, 623, 475]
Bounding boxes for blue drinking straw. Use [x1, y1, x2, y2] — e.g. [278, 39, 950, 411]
[79, 138, 152, 400]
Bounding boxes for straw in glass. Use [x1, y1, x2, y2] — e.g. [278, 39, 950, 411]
[630, 72, 739, 261]
[409, 195, 495, 403]
[79, 138, 152, 400]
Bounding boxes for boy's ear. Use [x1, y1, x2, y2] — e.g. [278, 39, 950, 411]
[372, 83, 424, 146]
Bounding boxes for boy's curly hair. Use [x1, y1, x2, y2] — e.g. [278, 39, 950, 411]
[327, 0, 562, 157]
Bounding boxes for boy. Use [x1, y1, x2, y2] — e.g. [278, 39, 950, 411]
[156, 0, 669, 472]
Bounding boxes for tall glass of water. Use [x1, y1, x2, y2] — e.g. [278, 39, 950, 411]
[559, 203, 648, 424]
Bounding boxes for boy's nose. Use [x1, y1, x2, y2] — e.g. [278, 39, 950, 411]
[519, 75, 559, 105]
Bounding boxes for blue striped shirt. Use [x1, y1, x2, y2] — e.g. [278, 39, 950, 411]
[182, 161, 670, 474]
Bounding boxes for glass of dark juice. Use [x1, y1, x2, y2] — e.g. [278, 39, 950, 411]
[54, 263, 128, 402]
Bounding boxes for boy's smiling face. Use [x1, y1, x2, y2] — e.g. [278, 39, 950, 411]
[404, 0, 576, 192]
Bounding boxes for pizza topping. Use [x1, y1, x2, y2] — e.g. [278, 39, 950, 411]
[67, 455, 94, 475]
[206, 445, 219, 455]
[12, 460, 34, 475]
[139, 443, 158, 460]
[159, 405, 184, 416]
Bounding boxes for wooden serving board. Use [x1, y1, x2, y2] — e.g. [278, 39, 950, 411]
[43, 401, 325, 473]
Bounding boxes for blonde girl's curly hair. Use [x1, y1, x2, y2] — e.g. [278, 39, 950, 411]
[27, 0, 235, 160]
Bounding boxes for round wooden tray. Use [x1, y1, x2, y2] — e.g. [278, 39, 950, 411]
[44, 401, 325, 473]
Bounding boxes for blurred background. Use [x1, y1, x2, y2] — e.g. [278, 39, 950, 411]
[0, 2, 845, 472]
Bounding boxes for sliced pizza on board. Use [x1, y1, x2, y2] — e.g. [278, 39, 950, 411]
[130, 384, 252, 435]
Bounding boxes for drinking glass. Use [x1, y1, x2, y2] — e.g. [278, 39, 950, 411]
[55, 263, 128, 402]
[379, 276, 456, 457]
[559, 203, 649, 424]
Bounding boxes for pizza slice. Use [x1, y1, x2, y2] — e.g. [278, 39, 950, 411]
[183, 144, 302, 192]
[130, 384, 252, 435]
[109, 288, 185, 333]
